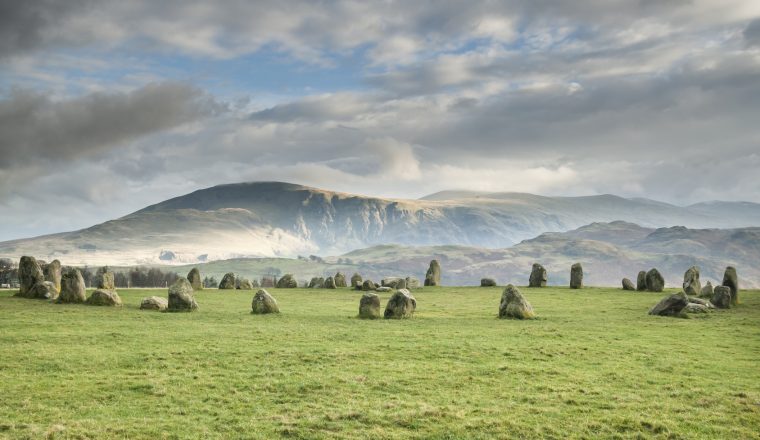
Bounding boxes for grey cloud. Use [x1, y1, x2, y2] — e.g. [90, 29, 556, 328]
[0, 0, 92, 57]
[745, 18, 760, 46]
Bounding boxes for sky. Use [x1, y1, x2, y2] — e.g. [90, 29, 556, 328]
[1, 0, 759, 241]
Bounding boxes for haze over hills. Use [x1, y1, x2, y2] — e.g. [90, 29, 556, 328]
[0, 181, 758, 268]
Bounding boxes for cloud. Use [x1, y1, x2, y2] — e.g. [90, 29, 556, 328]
[745, 18, 760, 46]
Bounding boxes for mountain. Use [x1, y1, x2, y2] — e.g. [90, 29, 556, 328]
[0, 181, 759, 266]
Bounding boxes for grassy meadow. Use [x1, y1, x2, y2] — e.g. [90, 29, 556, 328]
[0, 286, 758, 439]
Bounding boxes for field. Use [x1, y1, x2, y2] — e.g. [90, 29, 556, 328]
[0, 286, 758, 439]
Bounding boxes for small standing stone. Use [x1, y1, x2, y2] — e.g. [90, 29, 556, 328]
[362, 279, 377, 291]
[187, 268, 203, 290]
[405, 277, 421, 289]
[237, 278, 254, 290]
[308, 277, 324, 288]
[383, 289, 416, 319]
[358, 293, 381, 319]
[570, 263, 583, 289]
[682, 266, 701, 296]
[57, 268, 86, 304]
[424, 260, 441, 286]
[700, 281, 714, 298]
[711, 286, 732, 309]
[499, 284, 536, 319]
[722, 266, 739, 306]
[334, 272, 347, 287]
[636, 271, 647, 291]
[44, 259, 62, 292]
[27, 281, 58, 300]
[276, 274, 298, 288]
[87, 289, 123, 306]
[528, 263, 547, 288]
[219, 272, 236, 289]
[251, 289, 279, 314]
[323, 276, 337, 289]
[481, 278, 497, 287]
[645, 268, 665, 292]
[622, 278, 635, 291]
[167, 278, 199, 312]
[351, 273, 363, 289]
[140, 296, 168, 311]
[97, 271, 116, 290]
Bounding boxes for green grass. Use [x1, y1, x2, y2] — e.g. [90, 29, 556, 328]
[0, 286, 758, 439]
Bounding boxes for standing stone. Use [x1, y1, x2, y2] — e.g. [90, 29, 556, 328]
[362, 279, 377, 291]
[481, 278, 497, 287]
[17, 256, 44, 298]
[334, 272, 347, 287]
[424, 260, 441, 286]
[682, 266, 701, 296]
[351, 273, 363, 289]
[636, 271, 647, 291]
[622, 278, 636, 291]
[383, 289, 416, 319]
[395, 278, 407, 289]
[57, 268, 86, 304]
[645, 268, 665, 292]
[648, 291, 689, 317]
[251, 289, 279, 314]
[276, 274, 298, 288]
[44, 259, 62, 292]
[499, 284, 536, 319]
[722, 266, 739, 306]
[711, 286, 732, 309]
[86, 289, 123, 306]
[700, 281, 714, 298]
[405, 277, 421, 289]
[27, 281, 58, 300]
[323, 276, 337, 289]
[528, 263, 547, 288]
[97, 271, 115, 290]
[140, 296, 168, 311]
[358, 293, 381, 319]
[187, 268, 203, 290]
[219, 272, 236, 289]
[308, 277, 324, 288]
[570, 263, 583, 289]
[237, 278, 254, 290]
[167, 278, 199, 312]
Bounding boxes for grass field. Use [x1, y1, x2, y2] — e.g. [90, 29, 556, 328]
[0, 286, 758, 439]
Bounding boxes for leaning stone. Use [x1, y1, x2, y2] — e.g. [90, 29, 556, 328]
[722, 266, 739, 306]
[323, 276, 337, 289]
[622, 278, 635, 291]
[645, 268, 665, 292]
[376, 286, 392, 292]
[87, 289, 122, 307]
[648, 291, 689, 317]
[17, 256, 44, 298]
[424, 260, 441, 286]
[682, 266, 701, 296]
[167, 278, 198, 312]
[219, 272, 236, 289]
[140, 296, 168, 311]
[237, 278, 254, 290]
[711, 286, 732, 309]
[383, 289, 416, 319]
[187, 268, 203, 290]
[481, 278, 497, 287]
[251, 289, 279, 314]
[44, 259, 62, 292]
[96, 271, 115, 290]
[334, 272, 347, 287]
[358, 293, 381, 319]
[570, 263, 583, 289]
[499, 284, 536, 319]
[276, 274, 298, 288]
[636, 271, 647, 291]
[528, 263, 547, 288]
[57, 268, 87, 304]
[362, 279, 377, 291]
[700, 281, 714, 298]
[27, 281, 58, 300]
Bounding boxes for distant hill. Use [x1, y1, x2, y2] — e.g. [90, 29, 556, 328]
[0, 181, 759, 266]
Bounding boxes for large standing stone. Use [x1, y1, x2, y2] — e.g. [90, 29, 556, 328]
[308, 277, 324, 288]
[636, 271, 647, 291]
[424, 260, 441, 286]
[528, 263, 547, 288]
[351, 273, 363, 289]
[722, 266, 739, 306]
[648, 291, 689, 317]
[682, 266, 701, 296]
[481, 278, 497, 287]
[219, 272, 236, 289]
[167, 278, 198, 312]
[276, 274, 298, 288]
[323, 276, 337, 289]
[362, 279, 377, 291]
[27, 281, 58, 300]
[405, 277, 421, 289]
[383, 289, 416, 319]
[700, 281, 714, 298]
[87, 289, 122, 306]
[711, 286, 732, 309]
[334, 272, 347, 287]
[358, 293, 381, 319]
[140, 296, 168, 311]
[57, 268, 86, 304]
[44, 259, 62, 292]
[645, 268, 665, 292]
[622, 278, 636, 291]
[17, 256, 44, 298]
[187, 268, 203, 290]
[237, 278, 254, 290]
[570, 263, 583, 289]
[96, 271, 115, 290]
[251, 289, 279, 314]
[499, 284, 536, 319]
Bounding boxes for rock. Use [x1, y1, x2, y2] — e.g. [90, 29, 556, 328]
[528, 263, 547, 288]
[96, 271, 115, 290]
[27, 281, 58, 300]
[17, 256, 44, 298]
[722, 266, 739, 306]
[481, 278, 497, 287]
[308, 277, 324, 288]
[323, 276, 337, 289]
[424, 260, 441, 286]
[362, 279, 377, 291]
[648, 291, 689, 317]
[689, 297, 714, 308]
[622, 278, 635, 291]
[167, 278, 199, 312]
[383, 289, 416, 319]
[351, 273, 363, 289]
[570, 263, 583, 289]
[358, 293, 381, 319]
[711, 286, 732, 309]
[237, 278, 254, 290]
[683, 303, 710, 314]
[682, 266, 701, 296]
[187, 268, 203, 290]
[700, 281, 714, 298]
[405, 277, 421, 289]
[376, 286, 392, 292]
[499, 284, 536, 319]
[636, 271, 647, 291]
[251, 289, 279, 314]
[86, 289, 122, 306]
[645, 268, 665, 292]
[219, 272, 236, 289]
[43, 259, 62, 292]
[140, 296, 168, 311]
[57, 268, 86, 303]
[334, 272, 347, 287]
[381, 277, 404, 289]
[276, 274, 298, 288]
